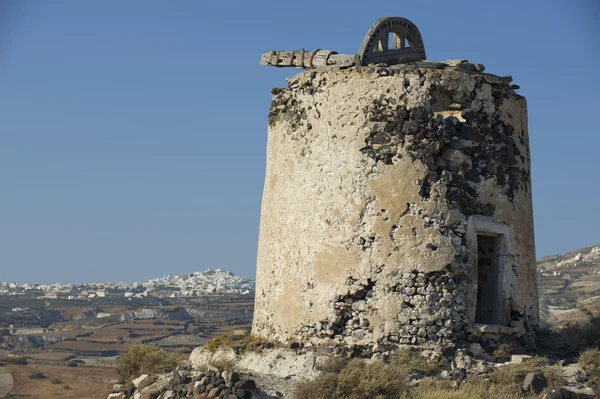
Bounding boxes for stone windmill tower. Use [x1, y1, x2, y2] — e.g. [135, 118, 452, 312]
[252, 17, 538, 347]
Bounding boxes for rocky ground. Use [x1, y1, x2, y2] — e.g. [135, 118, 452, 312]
[0, 366, 14, 398]
[104, 342, 600, 399]
[106, 366, 264, 399]
[538, 244, 600, 326]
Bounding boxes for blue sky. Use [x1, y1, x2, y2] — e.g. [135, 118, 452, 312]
[0, 1, 598, 284]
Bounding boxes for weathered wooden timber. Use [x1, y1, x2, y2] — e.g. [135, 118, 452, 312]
[260, 17, 427, 69]
[260, 50, 354, 69]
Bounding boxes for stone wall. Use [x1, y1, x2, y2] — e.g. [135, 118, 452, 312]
[252, 60, 537, 347]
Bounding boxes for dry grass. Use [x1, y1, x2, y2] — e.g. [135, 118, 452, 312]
[489, 357, 564, 389]
[391, 348, 444, 375]
[208, 357, 238, 371]
[294, 350, 442, 399]
[294, 358, 409, 399]
[7, 361, 114, 399]
[90, 320, 186, 343]
[410, 379, 525, 399]
[25, 351, 74, 361]
[294, 354, 566, 399]
[204, 332, 275, 353]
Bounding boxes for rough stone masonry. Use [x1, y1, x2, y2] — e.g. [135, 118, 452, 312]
[252, 19, 538, 349]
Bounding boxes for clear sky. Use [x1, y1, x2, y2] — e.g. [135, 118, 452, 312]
[0, 1, 598, 284]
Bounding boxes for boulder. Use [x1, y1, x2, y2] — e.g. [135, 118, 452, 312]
[453, 351, 473, 369]
[522, 372, 547, 394]
[132, 374, 157, 390]
[467, 343, 484, 356]
[544, 386, 596, 398]
[510, 354, 533, 364]
[112, 383, 127, 392]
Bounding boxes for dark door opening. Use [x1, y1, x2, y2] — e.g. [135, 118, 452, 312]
[475, 234, 498, 324]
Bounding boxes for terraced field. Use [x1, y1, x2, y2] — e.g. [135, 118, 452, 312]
[0, 294, 253, 398]
[537, 244, 600, 326]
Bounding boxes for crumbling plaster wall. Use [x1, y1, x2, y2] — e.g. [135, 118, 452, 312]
[252, 63, 537, 347]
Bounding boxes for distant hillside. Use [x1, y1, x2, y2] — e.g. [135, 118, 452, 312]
[537, 244, 600, 326]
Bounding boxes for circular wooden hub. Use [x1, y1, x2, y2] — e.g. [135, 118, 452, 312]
[356, 17, 426, 66]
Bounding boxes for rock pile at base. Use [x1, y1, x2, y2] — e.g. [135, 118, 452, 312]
[106, 345, 600, 399]
[107, 365, 261, 399]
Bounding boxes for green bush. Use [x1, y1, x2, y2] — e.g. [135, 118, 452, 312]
[116, 343, 181, 383]
[28, 371, 45, 379]
[51, 378, 62, 384]
[63, 385, 71, 390]
[11, 357, 28, 365]
[67, 361, 79, 367]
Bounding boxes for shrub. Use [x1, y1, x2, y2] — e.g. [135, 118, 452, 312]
[294, 357, 409, 399]
[317, 356, 349, 373]
[579, 348, 600, 375]
[294, 354, 565, 399]
[391, 348, 444, 376]
[51, 378, 62, 384]
[116, 343, 181, 383]
[294, 371, 340, 399]
[336, 359, 408, 399]
[410, 379, 525, 399]
[28, 371, 45, 379]
[489, 357, 564, 390]
[67, 361, 79, 367]
[537, 310, 600, 357]
[63, 385, 71, 390]
[493, 342, 521, 361]
[11, 357, 28, 365]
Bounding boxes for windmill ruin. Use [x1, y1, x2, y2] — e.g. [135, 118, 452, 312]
[252, 17, 538, 348]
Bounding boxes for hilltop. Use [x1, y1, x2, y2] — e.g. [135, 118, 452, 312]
[0, 268, 254, 303]
[537, 244, 600, 326]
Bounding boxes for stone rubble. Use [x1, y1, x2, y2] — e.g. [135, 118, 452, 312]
[107, 365, 262, 399]
[106, 344, 600, 399]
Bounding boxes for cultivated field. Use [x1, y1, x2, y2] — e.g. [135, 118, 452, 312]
[0, 294, 254, 397]
[6, 361, 114, 399]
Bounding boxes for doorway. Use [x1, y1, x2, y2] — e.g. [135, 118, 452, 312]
[475, 234, 498, 324]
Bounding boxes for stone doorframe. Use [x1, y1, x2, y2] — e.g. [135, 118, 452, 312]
[465, 215, 516, 326]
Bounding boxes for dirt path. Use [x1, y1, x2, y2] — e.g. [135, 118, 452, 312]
[0, 366, 13, 398]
